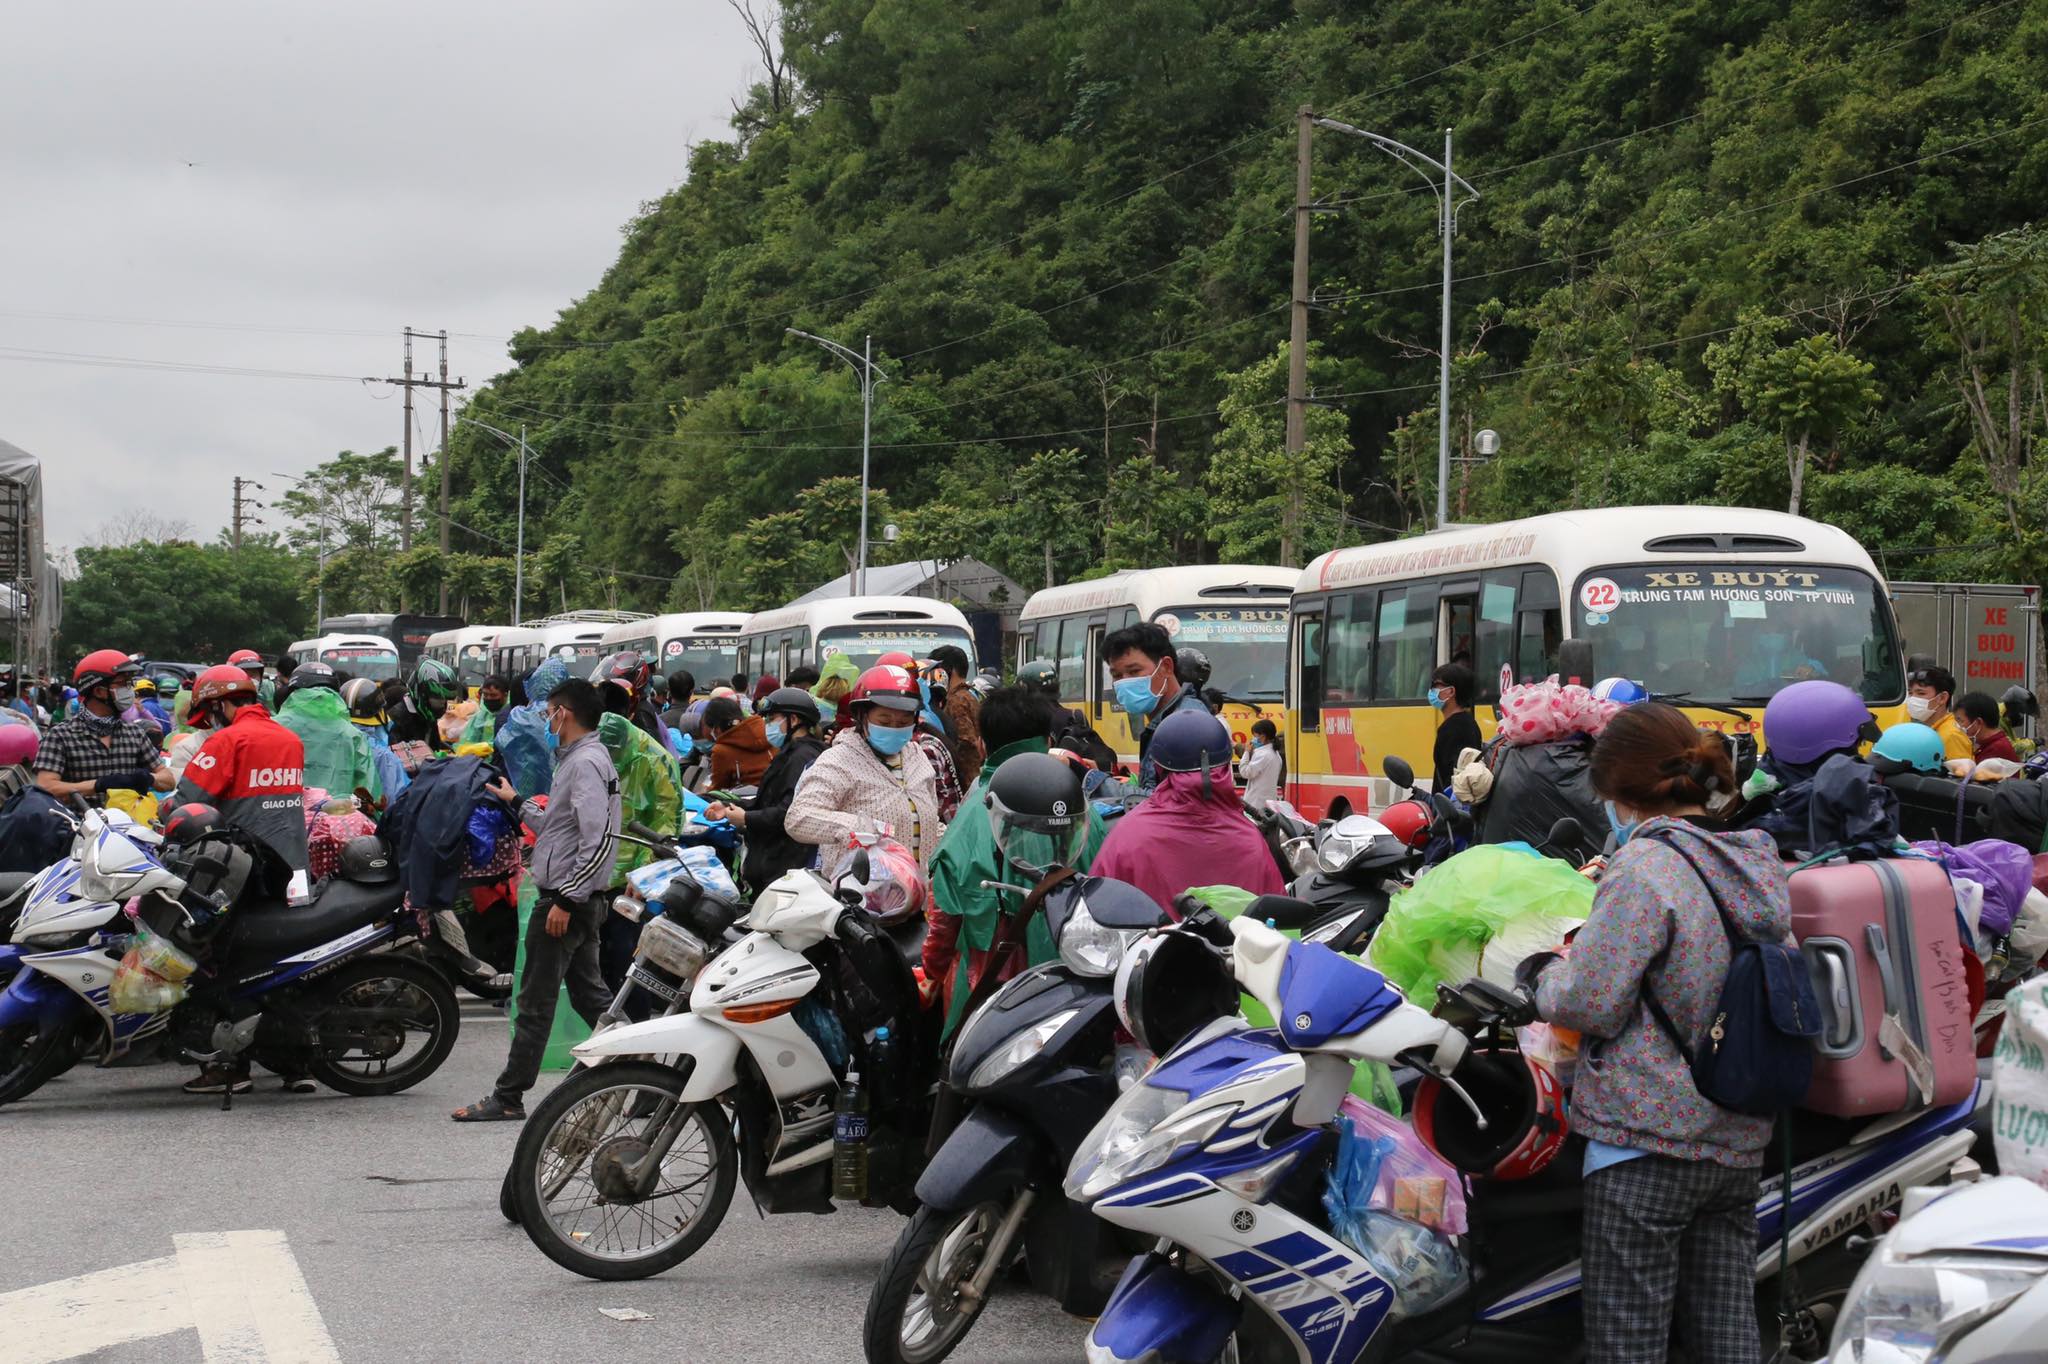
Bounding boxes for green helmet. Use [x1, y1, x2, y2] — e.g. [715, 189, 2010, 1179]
[1017, 658, 1059, 693]
[408, 657, 460, 713]
[1870, 721, 1946, 775]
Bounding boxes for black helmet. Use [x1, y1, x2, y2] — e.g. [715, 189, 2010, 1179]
[338, 835, 396, 884]
[408, 657, 460, 713]
[1115, 930, 1239, 1056]
[1175, 646, 1212, 691]
[591, 650, 651, 700]
[1150, 709, 1232, 773]
[760, 686, 821, 729]
[165, 836, 255, 914]
[340, 677, 386, 725]
[985, 752, 1087, 878]
[1017, 658, 1059, 693]
[162, 802, 221, 846]
[290, 660, 338, 690]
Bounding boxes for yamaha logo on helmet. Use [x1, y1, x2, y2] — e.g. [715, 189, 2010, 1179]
[1051, 799, 1068, 816]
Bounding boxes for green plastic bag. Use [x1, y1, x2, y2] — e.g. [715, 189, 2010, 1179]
[1182, 885, 1404, 1116]
[1366, 847, 1594, 1005]
[507, 876, 592, 1070]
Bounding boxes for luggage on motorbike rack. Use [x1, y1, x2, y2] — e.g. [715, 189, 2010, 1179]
[1792, 856, 1976, 1117]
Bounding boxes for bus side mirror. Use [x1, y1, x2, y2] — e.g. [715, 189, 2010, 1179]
[1557, 639, 1594, 688]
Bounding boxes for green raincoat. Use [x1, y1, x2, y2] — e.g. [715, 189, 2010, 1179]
[277, 685, 379, 800]
[928, 736, 1109, 1036]
[460, 703, 497, 747]
[598, 712, 682, 885]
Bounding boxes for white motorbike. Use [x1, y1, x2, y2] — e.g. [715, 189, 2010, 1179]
[507, 857, 936, 1280]
[1827, 1173, 2048, 1362]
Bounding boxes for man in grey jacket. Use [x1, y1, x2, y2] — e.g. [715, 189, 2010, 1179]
[453, 677, 621, 1122]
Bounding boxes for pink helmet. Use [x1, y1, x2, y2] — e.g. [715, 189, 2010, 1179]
[0, 720, 39, 767]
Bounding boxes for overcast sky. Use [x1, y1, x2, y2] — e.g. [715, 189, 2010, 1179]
[0, 2, 756, 553]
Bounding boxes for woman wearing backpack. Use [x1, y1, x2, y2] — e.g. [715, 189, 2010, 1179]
[1518, 701, 1794, 1364]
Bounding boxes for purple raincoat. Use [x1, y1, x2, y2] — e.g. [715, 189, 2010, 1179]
[1092, 764, 1285, 912]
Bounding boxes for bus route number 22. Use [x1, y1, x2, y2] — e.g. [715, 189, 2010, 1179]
[1579, 578, 1621, 613]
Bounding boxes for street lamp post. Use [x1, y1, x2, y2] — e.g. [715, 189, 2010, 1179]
[1311, 118, 1478, 529]
[459, 417, 530, 624]
[786, 328, 886, 595]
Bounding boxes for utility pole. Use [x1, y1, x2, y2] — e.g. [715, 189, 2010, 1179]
[230, 476, 264, 550]
[1437, 128, 1455, 533]
[383, 328, 466, 592]
[1286, 104, 1314, 474]
[785, 328, 886, 596]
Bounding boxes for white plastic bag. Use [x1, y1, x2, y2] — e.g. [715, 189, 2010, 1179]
[1992, 974, 2048, 1187]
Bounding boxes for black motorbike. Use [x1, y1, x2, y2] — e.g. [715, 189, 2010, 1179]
[862, 872, 1166, 1364]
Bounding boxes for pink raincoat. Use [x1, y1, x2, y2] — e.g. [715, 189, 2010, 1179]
[1092, 764, 1285, 911]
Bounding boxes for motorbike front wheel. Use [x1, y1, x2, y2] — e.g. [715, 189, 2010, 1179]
[864, 1199, 1010, 1364]
[510, 1059, 736, 1280]
[300, 956, 460, 1096]
[0, 1013, 86, 1106]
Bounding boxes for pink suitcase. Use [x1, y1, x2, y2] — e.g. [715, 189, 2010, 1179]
[1790, 858, 1975, 1117]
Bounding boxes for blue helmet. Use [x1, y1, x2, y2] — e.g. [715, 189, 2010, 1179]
[1150, 708, 1233, 774]
[1591, 677, 1649, 704]
[1870, 722, 1946, 775]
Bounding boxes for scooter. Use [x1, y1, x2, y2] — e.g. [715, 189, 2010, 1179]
[862, 871, 1168, 1364]
[0, 810, 459, 1106]
[506, 852, 936, 1280]
[1071, 918, 1989, 1364]
[1825, 1173, 2048, 1361]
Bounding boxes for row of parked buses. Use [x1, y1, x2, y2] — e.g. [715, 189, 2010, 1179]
[351, 505, 1924, 822]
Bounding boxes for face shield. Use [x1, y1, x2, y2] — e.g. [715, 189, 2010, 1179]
[986, 797, 1088, 880]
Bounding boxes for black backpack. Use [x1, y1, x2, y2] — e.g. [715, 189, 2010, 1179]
[1640, 833, 1822, 1116]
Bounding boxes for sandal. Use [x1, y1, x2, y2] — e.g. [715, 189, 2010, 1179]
[451, 1095, 526, 1123]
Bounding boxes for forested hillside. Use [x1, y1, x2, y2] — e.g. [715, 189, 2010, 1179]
[329, 0, 2048, 618]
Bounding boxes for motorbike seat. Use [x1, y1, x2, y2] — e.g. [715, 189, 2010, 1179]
[1244, 894, 1326, 930]
[222, 877, 406, 968]
[886, 915, 928, 966]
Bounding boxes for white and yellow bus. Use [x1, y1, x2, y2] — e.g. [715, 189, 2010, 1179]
[1017, 565, 1297, 762]
[489, 612, 650, 680]
[285, 632, 403, 681]
[736, 596, 977, 681]
[597, 612, 753, 686]
[1287, 506, 1908, 818]
[422, 625, 503, 692]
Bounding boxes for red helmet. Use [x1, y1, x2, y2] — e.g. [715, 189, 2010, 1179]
[162, 802, 222, 845]
[875, 651, 917, 670]
[74, 649, 138, 691]
[188, 663, 260, 729]
[1413, 1049, 1568, 1182]
[592, 650, 651, 699]
[1377, 798, 1433, 850]
[849, 664, 921, 714]
[227, 649, 264, 672]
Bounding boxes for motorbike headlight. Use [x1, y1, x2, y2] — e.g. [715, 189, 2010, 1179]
[1830, 1247, 2048, 1362]
[76, 861, 127, 904]
[1317, 838, 1361, 874]
[965, 1008, 1079, 1090]
[1064, 1079, 1235, 1203]
[1058, 899, 1137, 978]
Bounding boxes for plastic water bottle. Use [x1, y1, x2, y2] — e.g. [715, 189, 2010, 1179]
[868, 1026, 899, 1102]
[832, 1071, 869, 1202]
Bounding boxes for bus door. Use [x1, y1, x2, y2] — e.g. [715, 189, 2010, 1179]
[1086, 622, 1106, 717]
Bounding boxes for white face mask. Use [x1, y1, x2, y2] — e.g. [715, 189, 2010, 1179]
[1904, 695, 1934, 722]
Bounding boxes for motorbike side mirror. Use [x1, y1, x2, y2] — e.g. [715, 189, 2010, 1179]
[1080, 876, 1171, 930]
[1546, 816, 1584, 852]
[849, 848, 870, 886]
[1381, 755, 1415, 791]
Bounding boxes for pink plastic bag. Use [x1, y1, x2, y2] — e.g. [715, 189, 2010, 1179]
[1494, 677, 1619, 746]
[1335, 1094, 1469, 1235]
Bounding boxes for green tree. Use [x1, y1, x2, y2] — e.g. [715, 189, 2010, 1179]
[1708, 321, 1881, 516]
[1206, 344, 1346, 566]
[62, 538, 308, 660]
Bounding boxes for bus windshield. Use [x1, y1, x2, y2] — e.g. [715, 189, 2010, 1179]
[324, 647, 400, 680]
[818, 626, 975, 672]
[1161, 605, 1289, 700]
[1573, 564, 1903, 704]
[456, 644, 492, 686]
[660, 638, 743, 682]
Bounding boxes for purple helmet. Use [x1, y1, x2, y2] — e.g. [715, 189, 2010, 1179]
[1762, 680, 1872, 765]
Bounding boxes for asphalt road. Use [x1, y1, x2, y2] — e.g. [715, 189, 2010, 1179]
[0, 998, 1086, 1363]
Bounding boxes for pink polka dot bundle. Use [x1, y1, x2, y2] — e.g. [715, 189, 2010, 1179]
[1494, 676, 1621, 746]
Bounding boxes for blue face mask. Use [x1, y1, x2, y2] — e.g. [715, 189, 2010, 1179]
[764, 719, 787, 751]
[917, 678, 933, 707]
[1604, 800, 1641, 845]
[1114, 668, 1161, 717]
[1429, 688, 1447, 711]
[866, 722, 914, 757]
[694, 737, 713, 755]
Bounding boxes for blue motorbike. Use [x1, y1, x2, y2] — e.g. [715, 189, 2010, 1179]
[1069, 917, 1989, 1364]
[0, 809, 458, 1106]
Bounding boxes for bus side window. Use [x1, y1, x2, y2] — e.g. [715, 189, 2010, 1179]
[1324, 592, 1369, 702]
[1515, 568, 1563, 683]
[1055, 618, 1088, 699]
[1375, 584, 1439, 699]
[1017, 629, 1036, 666]
[1473, 574, 1520, 704]
[1297, 610, 1325, 730]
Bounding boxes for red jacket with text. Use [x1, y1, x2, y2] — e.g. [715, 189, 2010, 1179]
[176, 705, 310, 873]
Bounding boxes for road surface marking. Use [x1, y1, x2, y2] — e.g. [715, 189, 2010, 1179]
[0, 1230, 339, 1363]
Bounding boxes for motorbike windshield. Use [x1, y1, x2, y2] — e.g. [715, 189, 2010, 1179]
[1571, 564, 1902, 705]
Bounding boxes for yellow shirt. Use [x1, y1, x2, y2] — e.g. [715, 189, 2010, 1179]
[1933, 711, 1975, 763]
